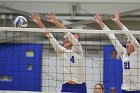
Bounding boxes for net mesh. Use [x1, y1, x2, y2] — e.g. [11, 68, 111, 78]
[0, 19, 140, 93]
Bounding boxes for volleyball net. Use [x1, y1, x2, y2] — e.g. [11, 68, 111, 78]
[0, 27, 140, 93]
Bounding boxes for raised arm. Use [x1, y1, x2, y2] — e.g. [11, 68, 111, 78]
[111, 11, 140, 49]
[46, 13, 83, 54]
[94, 12, 125, 59]
[29, 12, 46, 29]
[46, 13, 66, 34]
[94, 12, 106, 29]
[29, 12, 63, 54]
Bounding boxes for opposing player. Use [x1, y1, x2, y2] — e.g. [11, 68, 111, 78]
[94, 11, 140, 93]
[29, 12, 87, 93]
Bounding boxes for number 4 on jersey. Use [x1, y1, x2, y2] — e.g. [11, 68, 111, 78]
[70, 56, 75, 63]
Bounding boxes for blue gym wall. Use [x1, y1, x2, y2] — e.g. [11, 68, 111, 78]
[103, 45, 123, 93]
[0, 43, 42, 91]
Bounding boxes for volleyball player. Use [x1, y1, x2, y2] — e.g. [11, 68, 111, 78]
[94, 11, 140, 93]
[29, 12, 87, 93]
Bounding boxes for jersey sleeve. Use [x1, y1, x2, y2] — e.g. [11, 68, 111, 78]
[103, 25, 126, 59]
[122, 26, 140, 51]
[46, 33, 64, 55]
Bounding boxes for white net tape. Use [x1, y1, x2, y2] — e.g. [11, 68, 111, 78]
[0, 27, 140, 34]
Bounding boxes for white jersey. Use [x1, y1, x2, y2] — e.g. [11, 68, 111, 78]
[103, 25, 140, 91]
[46, 32, 86, 84]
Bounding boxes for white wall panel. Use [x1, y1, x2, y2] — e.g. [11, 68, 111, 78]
[78, 3, 140, 14]
[4, 3, 72, 13]
[0, 0, 140, 3]
[0, 2, 139, 15]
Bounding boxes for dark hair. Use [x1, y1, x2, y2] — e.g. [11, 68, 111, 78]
[94, 83, 104, 93]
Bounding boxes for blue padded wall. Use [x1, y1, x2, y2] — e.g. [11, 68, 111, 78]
[103, 45, 122, 93]
[0, 43, 42, 91]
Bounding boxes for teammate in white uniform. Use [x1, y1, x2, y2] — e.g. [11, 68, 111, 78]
[29, 12, 87, 93]
[94, 11, 140, 93]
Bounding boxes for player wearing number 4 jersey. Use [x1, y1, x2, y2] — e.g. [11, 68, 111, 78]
[94, 11, 140, 93]
[29, 12, 87, 93]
